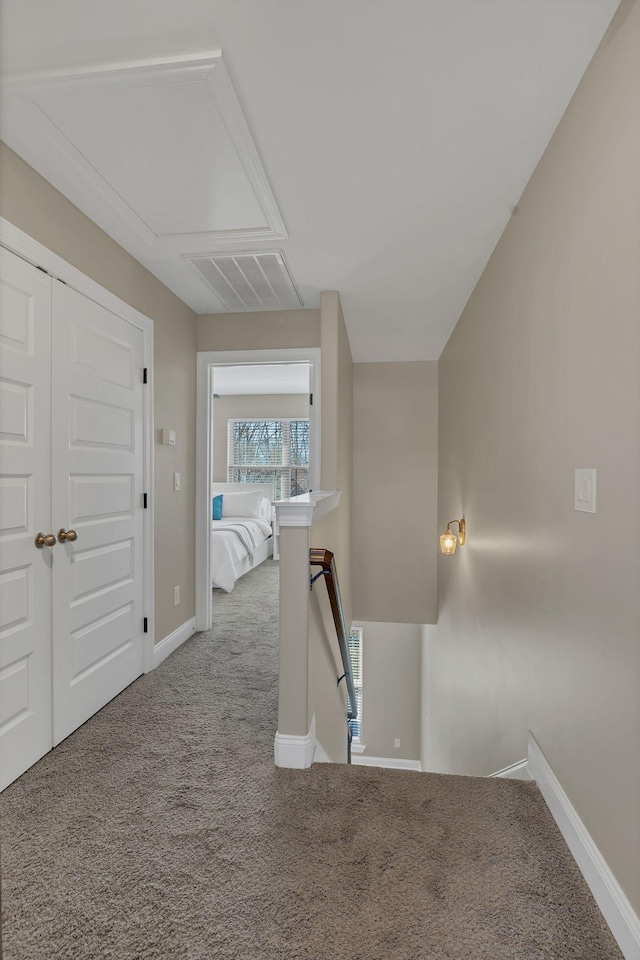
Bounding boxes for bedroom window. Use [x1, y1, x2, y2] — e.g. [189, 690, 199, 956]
[348, 627, 363, 742]
[227, 419, 309, 500]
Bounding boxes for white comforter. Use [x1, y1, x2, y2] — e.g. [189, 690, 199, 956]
[210, 517, 272, 593]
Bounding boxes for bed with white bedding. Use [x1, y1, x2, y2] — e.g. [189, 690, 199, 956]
[210, 483, 274, 592]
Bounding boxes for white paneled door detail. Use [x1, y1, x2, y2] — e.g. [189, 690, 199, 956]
[0, 248, 146, 791]
[0, 247, 52, 791]
[51, 283, 144, 746]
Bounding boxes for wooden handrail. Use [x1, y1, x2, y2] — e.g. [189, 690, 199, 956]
[309, 548, 357, 722]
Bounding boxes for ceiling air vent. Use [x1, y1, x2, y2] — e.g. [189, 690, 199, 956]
[184, 251, 303, 312]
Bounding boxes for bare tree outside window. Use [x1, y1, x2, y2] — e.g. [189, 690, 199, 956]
[227, 419, 309, 499]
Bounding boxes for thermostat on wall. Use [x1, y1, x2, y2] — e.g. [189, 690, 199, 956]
[162, 428, 176, 446]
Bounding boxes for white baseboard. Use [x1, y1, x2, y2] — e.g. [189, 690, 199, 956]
[490, 758, 531, 780]
[528, 732, 640, 960]
[151, 617, 197, 670]
[351, 755, 422, 772]
[274, 714, 316, 769]
[313, 740, 331, 764]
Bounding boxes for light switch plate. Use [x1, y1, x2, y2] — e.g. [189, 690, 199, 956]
[575, 468, 596, 513]
[174, 472, 181, 492]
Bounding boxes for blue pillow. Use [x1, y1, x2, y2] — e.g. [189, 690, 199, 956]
[212, 495, 223, 520]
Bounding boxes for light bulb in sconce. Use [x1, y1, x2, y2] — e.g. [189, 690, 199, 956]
[440, 529, 457, 554]
[440, 518, 466, 555]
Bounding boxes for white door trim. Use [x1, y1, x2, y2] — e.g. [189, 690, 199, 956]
[196, 347, 321, 632]
[0, 217, 155, 669]
[0, 247, 53, 790]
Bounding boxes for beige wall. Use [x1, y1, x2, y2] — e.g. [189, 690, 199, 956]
[306, 506, 352, 761]
[309, 558, 349, 762]
[425, 0, 640, 912]
[277, 526, 311, 738]
[276, 517, 350, 763]
[352, 362, 438, 624]
[354, 621, 422, 760]
[0, 141, 198, 644]
[317, 291, 353, 617]
[305, 294, 354, 759]
[198, 310, 320, 352]
[212, 394, 309, 483]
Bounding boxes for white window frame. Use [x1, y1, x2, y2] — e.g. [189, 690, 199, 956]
[227, 416, 310, 500]
[348, 626, 364, 745]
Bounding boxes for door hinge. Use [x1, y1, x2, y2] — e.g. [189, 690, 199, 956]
[143, 367, 148, 384]
[143, 617, 148, 633]
[143, 493, 148, 508]
[310, 393, 313, 406]
[35, 264, 67, 284]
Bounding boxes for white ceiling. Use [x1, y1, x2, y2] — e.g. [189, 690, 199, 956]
[0, 0, 619, 361]
[213, 363, 309, 396]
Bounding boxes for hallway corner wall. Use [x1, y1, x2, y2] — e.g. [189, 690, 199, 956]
[424, 0, 640, 914]
[352, 361, 438, 625]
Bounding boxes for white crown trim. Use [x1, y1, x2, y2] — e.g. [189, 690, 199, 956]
[203, 59, 287, 243]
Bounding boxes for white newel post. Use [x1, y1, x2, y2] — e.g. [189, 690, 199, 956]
[273, 491, 341, 768]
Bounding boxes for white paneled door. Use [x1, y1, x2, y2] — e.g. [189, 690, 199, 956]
[0, 250, 147, 790]
[0, 247, 53, 790]
[51, 283, 145, 746]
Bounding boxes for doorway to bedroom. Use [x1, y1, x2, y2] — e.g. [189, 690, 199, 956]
[196, 348, 321, 631]
[213, 363, 311, 504]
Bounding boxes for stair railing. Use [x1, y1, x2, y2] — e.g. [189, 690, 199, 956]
[309, 549, 358, 738]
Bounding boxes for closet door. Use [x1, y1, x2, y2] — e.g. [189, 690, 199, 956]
[51, 282, 145, 745]
[0, 248, 53, 790]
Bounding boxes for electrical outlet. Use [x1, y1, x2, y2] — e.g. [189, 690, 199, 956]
[174, 472, 181, 492]
[173, 585, 180, 606]
[394, 738, 401, 749]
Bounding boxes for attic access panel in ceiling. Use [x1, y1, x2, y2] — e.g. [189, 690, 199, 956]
[1, 54, 287, 245]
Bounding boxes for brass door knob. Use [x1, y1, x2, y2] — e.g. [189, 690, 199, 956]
[35, 532, 57, 548]
[58, 528, 78, 543]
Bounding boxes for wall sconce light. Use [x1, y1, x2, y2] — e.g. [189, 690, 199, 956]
[440, 518, 466, 555]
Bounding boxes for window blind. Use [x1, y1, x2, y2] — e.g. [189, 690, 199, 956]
[348, 627, 363, 741]
[227, 419, 309, 500]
